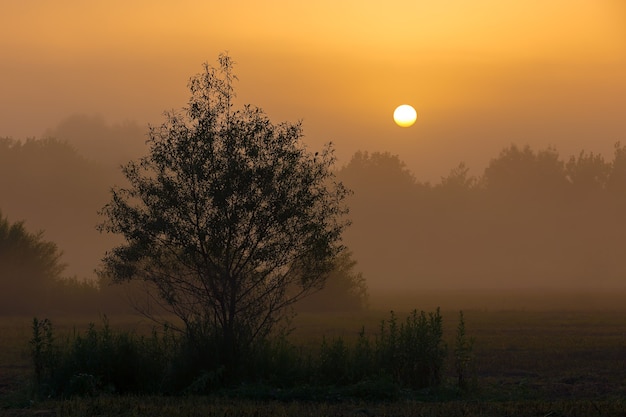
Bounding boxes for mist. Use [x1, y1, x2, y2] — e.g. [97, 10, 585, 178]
[2, 116, 626, 311]
[0, 117, 148, 283]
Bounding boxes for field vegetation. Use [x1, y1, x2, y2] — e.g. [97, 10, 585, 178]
[1, 296, 625, 416]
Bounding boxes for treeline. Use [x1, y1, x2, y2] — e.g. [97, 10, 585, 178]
[340, 143, 626, 290]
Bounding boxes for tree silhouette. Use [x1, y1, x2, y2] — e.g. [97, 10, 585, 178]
[0, 211, 66, 313]
[607, 142, 626, 198]
[566, 150, 610, 195]
[483, 144, 567, 200]
[98, 54, 350, 372]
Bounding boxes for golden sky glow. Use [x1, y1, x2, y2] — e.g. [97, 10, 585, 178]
[1, 0, 625, 180]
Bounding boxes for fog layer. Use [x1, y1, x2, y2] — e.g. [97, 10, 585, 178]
[2, 116, 625, 293]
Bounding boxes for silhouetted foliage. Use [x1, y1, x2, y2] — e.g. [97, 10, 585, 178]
[339, 151, 418, 194]
[31, 308, 450, 398]
[439, 162, 476, 192]
[566, 150, 610, 194]
[295, 250, 368, 312]
[483, 144, 567, 200]
[98, 54, 351, 377]
[0, 211, 65, 313]
[607, 142, 626, 196]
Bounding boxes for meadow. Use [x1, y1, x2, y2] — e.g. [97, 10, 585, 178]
[1, 290, 626, 416]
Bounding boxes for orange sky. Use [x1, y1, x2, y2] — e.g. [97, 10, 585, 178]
[1, 0, 625, 180]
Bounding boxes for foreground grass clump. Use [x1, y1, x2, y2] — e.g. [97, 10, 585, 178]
[31, 316, 175, 397]
[29, 309, 458, 399]
[315, 309, 447, 389]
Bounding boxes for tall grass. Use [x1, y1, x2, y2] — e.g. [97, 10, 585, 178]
[30, 316, 175, 397]
[30, 309, 462, 399]
[453, 311, 475, 391]
[316, 309, 448, 390]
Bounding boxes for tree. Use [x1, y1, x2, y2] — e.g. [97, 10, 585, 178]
[0, 211, 66, 313]
[98, 54, 351, 371]
[338, 151, 418, 199]
[565, 150, 610, 195]
[295, 250, 368, 312]
[439, 162, 476, 192]
[483, 144, 567, 200]
[607, 142, 626, 198]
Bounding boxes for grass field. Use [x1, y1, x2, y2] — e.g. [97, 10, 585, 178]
[1, 290, 626, 416]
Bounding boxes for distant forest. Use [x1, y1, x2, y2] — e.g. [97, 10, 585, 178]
[1, 121, 626, 314]
[340, 143, 626, 291]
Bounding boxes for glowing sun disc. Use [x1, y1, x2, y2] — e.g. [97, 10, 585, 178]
[393, 105, 417, 127]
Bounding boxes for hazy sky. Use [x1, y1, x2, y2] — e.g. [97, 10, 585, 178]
[2, 0, 625, 180]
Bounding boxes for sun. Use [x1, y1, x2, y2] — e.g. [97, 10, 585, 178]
[393, 105, 417, 127]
